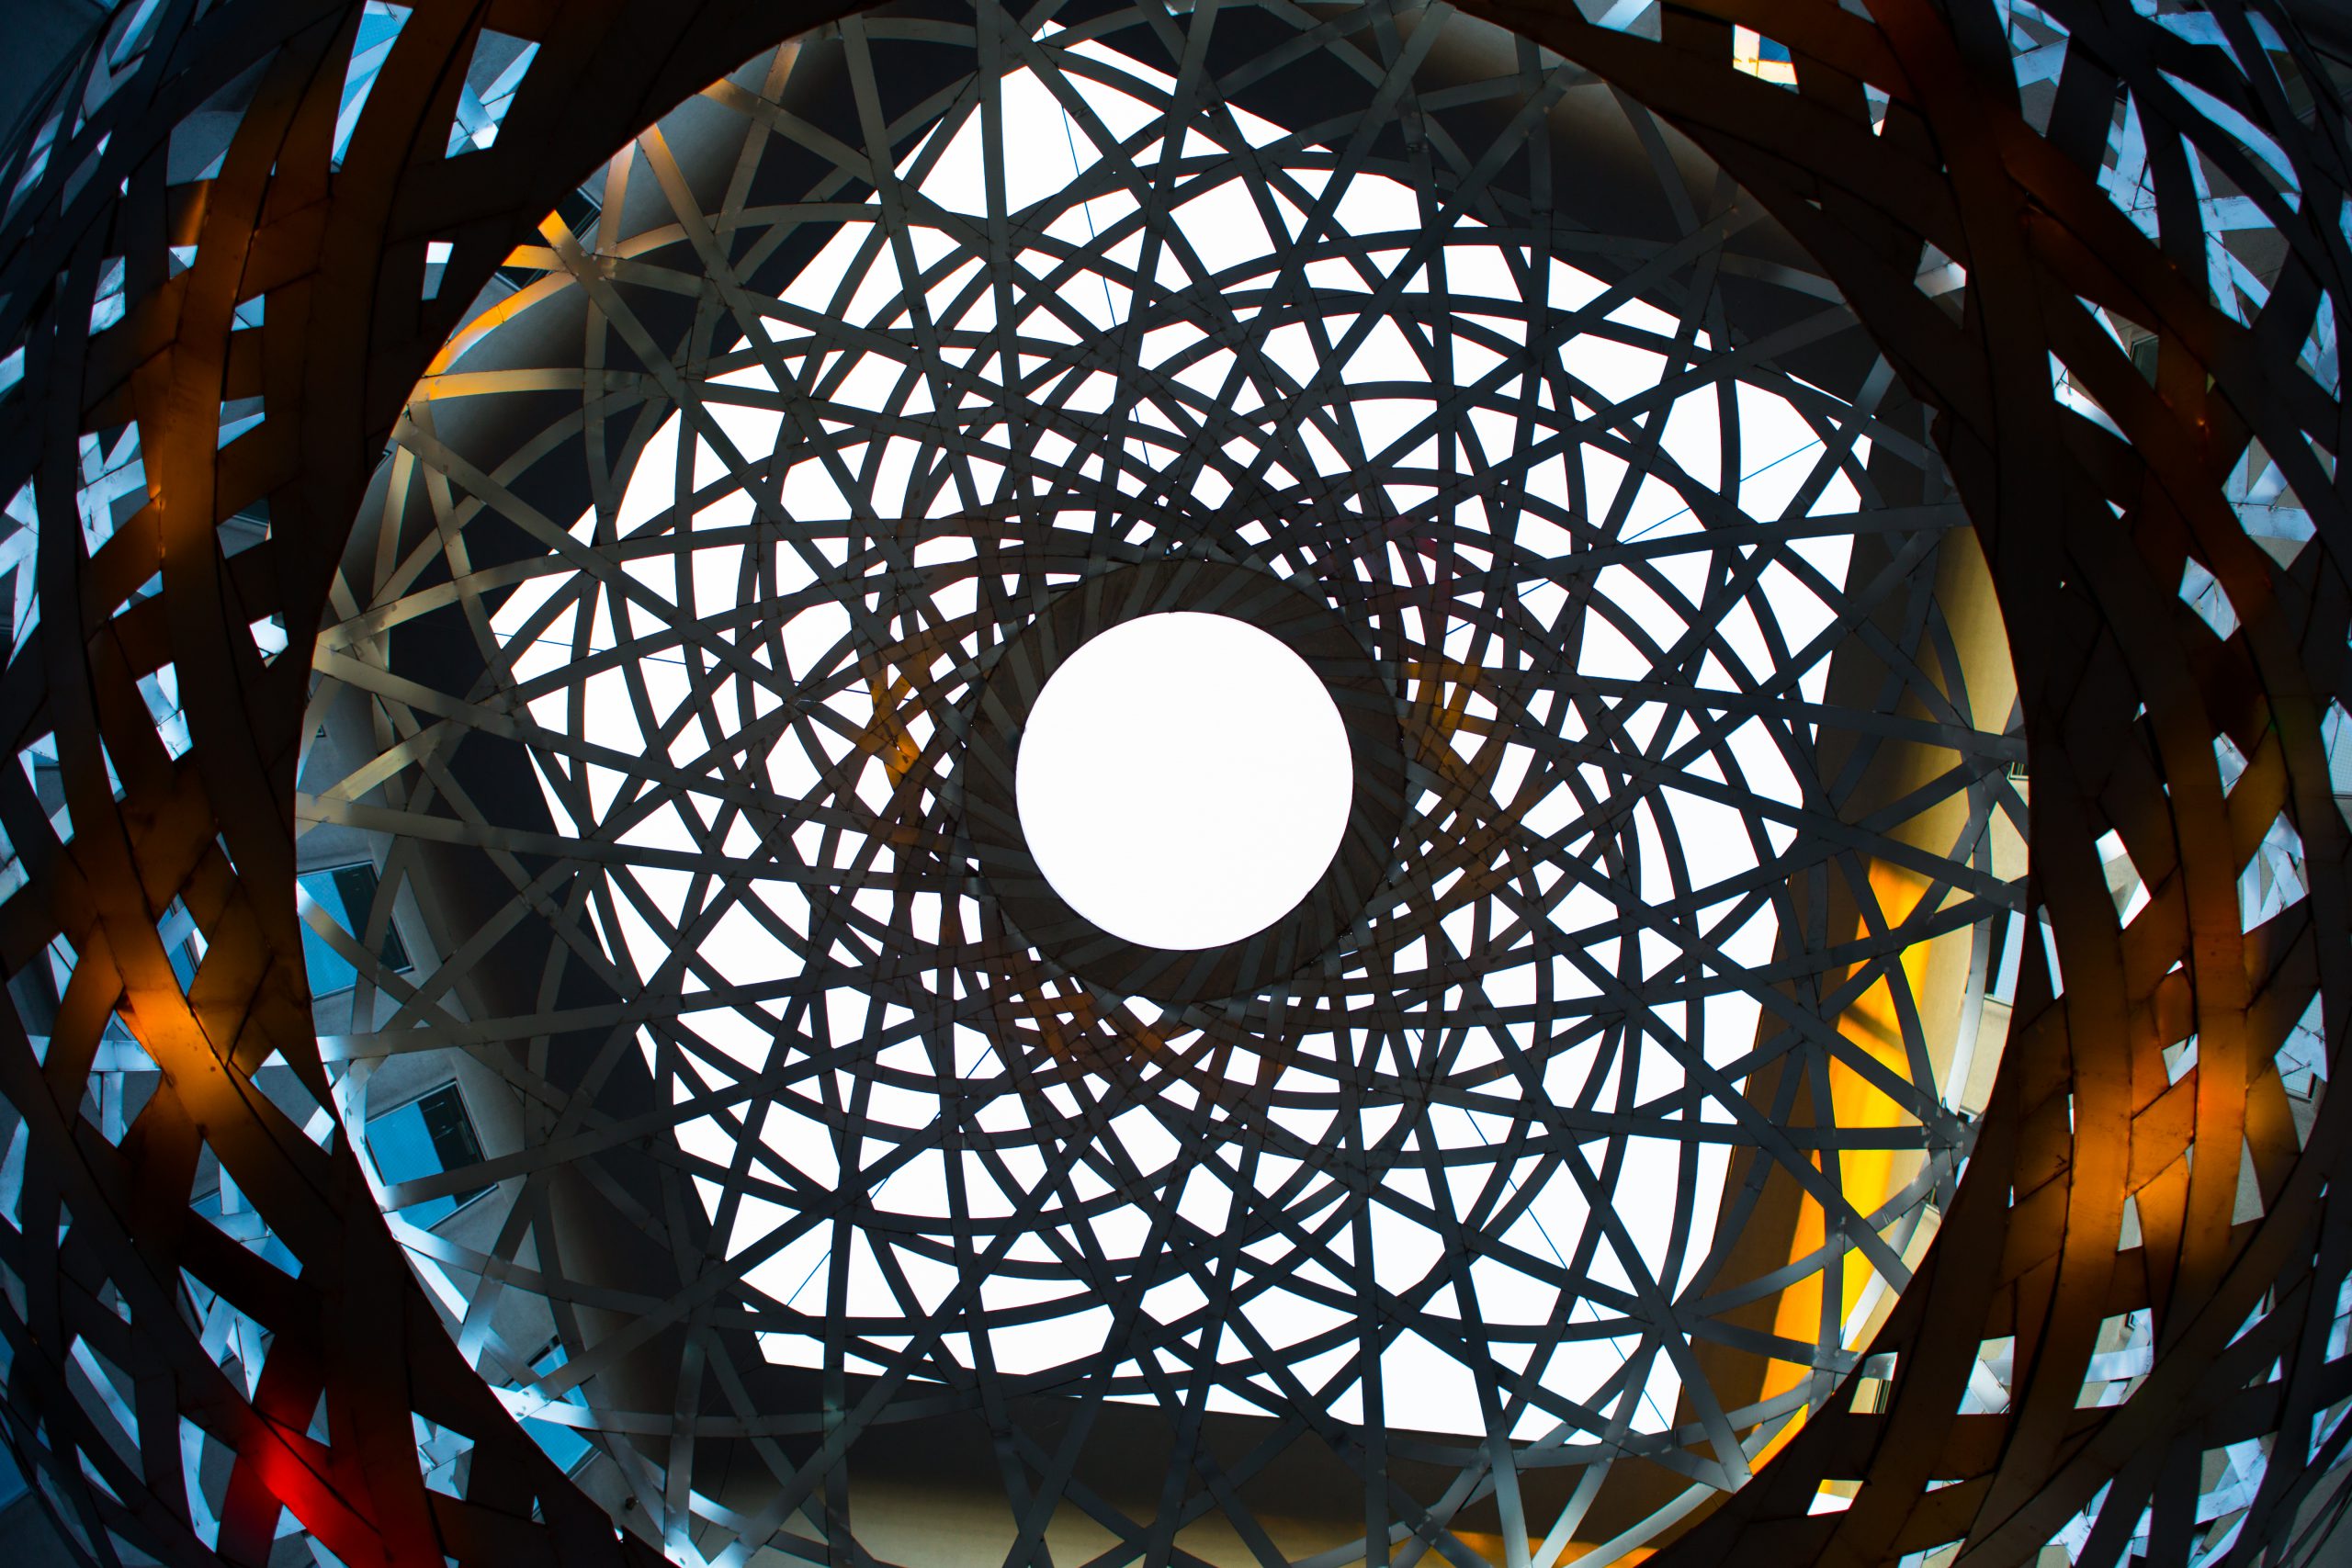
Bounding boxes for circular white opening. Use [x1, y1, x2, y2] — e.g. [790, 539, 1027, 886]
[1014, 611, 1355, 952]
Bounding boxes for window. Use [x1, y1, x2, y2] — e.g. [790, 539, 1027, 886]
[517, 1341, 594, 1472]
[297, 860, 411, 996]
[362, 1081, 488, 1228]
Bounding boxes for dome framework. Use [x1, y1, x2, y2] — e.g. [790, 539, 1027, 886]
[293, 7, 2013, 1558]
[0, 0, 2342, 1566]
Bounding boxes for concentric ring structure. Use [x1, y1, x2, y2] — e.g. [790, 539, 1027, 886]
[0, 0, 2344, 1565]
[306, 12, 2018, 1562]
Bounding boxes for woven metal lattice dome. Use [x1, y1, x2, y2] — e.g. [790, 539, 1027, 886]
[0, 0, 2346, 1565]
[298, 9, 2014, 1559]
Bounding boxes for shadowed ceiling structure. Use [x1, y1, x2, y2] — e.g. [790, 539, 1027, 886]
[0, 1, 2346, 1566]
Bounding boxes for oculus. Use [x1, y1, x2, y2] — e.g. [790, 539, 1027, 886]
[296, 1, 2021, 1559]
[1012, 610, 1357, 954]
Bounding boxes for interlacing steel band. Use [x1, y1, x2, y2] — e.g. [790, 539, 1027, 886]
[0, 2, 2345, 1565]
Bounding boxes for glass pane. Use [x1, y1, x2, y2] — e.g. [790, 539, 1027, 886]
[296, 868, 358, 996]
[332, 862, 410, 971]
[362, 1082, 488, 1227]
[523, 1344, 592, 1472]
[297, 861, 412, 996]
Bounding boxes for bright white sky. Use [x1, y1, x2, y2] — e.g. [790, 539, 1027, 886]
[1016, 612, 1354, 950]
